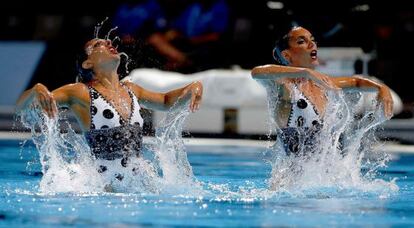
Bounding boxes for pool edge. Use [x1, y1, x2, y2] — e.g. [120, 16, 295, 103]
[1, 131, 414, 154]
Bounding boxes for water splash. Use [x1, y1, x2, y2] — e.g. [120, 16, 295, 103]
[150, 100, 203, 194]
[105, 26, 118, 41]
[17, 108, 103, 193]
[94, 17, 109, 38]
[112, 36, 120, 49]
[17, 96, 199, 195]
[119, 52, 131, 74]
[257, 79, 398, 194]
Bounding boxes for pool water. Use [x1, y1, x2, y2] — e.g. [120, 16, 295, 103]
[1, 139, 414, 227]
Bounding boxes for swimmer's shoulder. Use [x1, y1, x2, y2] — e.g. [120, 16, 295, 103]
[122, 81, 144, 95]
[51, 82, 90, 103]
[54, 82, 89, 94]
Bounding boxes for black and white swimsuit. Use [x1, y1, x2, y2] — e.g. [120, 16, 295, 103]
[84, 83, 144, 161]
[280, 84, 323, 156]
[83, 84, 161, 191]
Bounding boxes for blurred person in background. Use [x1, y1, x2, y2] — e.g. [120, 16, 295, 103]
[113, 0, 230, 73]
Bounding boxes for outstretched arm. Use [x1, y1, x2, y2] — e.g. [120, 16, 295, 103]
[124, 81, 203, 112]
[332, 76, 393, 118]
[16, 83, 80, 118]
[251, 64, 338, 90]
[16, 83, 58, 117]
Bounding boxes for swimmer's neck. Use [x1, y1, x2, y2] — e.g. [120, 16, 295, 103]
[93, 70, 121, 90]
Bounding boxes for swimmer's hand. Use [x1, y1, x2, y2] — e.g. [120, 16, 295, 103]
[179, 81, 203, 112]
[31, 83, 58, 118]
[350, 75, 394, 119]
[305, 69, 340, 91]
[251, 65, 339, 91]
[378, 86, 394, 119]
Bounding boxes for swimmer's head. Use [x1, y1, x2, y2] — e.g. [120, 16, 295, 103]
[76, 38, 121, 83]
[81, 38, 120, 71]
[273, 26, 319, 69]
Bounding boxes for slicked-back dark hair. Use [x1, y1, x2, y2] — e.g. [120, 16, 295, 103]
[75, 50, 94, 83]
[272, 25, 300, 66]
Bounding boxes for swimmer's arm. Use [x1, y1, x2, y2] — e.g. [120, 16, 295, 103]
[16, 83, 85, 118]
[50, 83, 89, 108]
[252, 64, 310, 79]
[332, 76, 393, 118]
[165, 81, 203, 112]
[125, 81, 203, 112]
[252, 65, 338, 89]
[16, 83, 58, 117]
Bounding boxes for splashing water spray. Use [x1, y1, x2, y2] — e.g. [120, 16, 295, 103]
[105, 26, 118, 41]
[94, 17, 131, 75]
[118, 52, 131, 75]
[94, 17, 108, 38]
[17, 107, 104, 193]
[257, 80, 398, 195]
[16, 19, 200, 194]
[17, 94, 197, 194]
[149, 99, 203, 194]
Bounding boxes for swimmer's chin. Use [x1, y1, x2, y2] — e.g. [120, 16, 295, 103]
[112, 53, 121, 61]
[301, 61, 319, 70]
[309, 60, 319, 69]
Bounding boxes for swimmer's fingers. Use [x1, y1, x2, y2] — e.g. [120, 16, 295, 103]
[378, 88, 394, 119]
[190, 82, 203, 112]
[190, 93, 201, 112]
[50, 98, 58, 118]
[308, 69, 339, 90]
[319, 76, 339, 91]
[38, 93, 50, 113]
[189, 90, 197, 112]
[44, 94, 56, 118]
[327, 80, 340, 91]
[383, 98, 393, 119]
[37, 92, 57, 118]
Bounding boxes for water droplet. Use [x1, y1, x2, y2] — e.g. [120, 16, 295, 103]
[94, 17, 109, 38]
[105, 26, 118, 40]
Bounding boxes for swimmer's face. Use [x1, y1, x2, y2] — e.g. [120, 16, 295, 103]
[82, 38, 120, 70]
[281, 27, 319, 69]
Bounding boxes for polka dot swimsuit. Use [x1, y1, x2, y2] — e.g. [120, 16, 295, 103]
[280, 84, 323, 155]
[89, 84, 143, 130]
[84, 83, 149, 187]
[287, 84, 321, 129]
[85, 83, 144, 160]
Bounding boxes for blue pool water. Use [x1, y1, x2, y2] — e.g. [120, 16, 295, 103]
[1, 139, 414, 227]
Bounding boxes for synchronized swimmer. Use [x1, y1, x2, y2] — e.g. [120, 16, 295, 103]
[252, 26, 393, 156]
[16, 38, 203, 190]
[15, 26, 394, 192]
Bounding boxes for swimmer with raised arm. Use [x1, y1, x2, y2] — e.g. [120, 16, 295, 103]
[251, 26, 393, 156]
[16, 38, 203, 188]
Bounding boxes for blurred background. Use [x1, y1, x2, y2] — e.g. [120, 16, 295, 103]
[0, 0, 413, 141]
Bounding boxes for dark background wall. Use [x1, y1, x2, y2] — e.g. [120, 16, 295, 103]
[1, 0, 413, 116]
